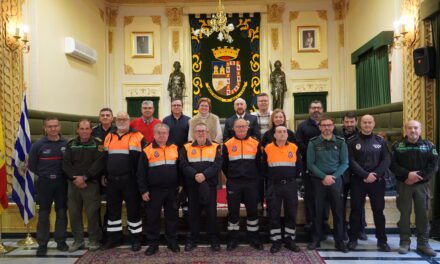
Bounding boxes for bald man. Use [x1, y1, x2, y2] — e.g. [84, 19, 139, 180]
[347, 115, 390, 252]
[223, 98, 260, 142]
[391, 120, 438, 256]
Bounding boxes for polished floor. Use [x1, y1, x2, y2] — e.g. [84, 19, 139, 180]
[0, 235, 439, 263]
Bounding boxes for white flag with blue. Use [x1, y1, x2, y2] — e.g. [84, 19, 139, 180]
[12, 94, 35, 225]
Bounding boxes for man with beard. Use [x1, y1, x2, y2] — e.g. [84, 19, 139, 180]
[223, 98, 260, 142]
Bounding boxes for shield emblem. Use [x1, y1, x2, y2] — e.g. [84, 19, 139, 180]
[211, 61, 241, 96]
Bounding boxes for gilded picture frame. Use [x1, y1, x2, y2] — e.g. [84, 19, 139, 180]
[298, 26, 320, 53]
[131, 32, 154, 58]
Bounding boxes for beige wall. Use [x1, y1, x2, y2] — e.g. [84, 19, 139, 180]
[28, 0, 107, 115]
[345, 0, 401, 109]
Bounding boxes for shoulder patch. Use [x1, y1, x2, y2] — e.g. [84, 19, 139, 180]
[433, 148, 438, 155]
[94, 137, 102, 143]
[335, 135, 345, 142]
[310, 135, 319, 141]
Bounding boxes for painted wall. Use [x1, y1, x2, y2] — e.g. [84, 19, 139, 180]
[28, 0, 107, 115]
[345, 0, 402, 109]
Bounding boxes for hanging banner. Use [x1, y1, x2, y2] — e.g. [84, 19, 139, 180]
[189, 13, 261, 118]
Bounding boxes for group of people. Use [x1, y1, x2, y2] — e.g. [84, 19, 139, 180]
[28, 94, 438, 258]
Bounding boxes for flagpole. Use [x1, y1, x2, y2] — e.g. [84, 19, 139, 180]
[0, 214, 15, 254]
[17, 224, 36, 247]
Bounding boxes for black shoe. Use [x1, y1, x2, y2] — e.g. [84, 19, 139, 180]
[101, 239, 122, 250]
[36, 245, 47, 257]
[56, 241, 69, 252]
[184, 240, 197, 251]
[132, 241, 142, 252]
[347, 240, 358, 250]
[250, 241, 264, 251]
[270, 242, 282, 254]
[211, 242, 221, 252]
[377, 242, 391, 252]
[145, 245, 159, 256]
[336, 242, 349, 253]
[226, 240, 238, 251]
[285, 241, 301, 252]
[307, 241, 320, 250]
[359, 231, 368, 241]
[167, 242, 180, 253]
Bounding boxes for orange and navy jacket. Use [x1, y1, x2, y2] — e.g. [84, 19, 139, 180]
[222, 136, 261, 182]
[137, 141, 181, 194]
[103, 128, 146, 177]
[179, 140, 222, 187]
[263, 141, 302, 181]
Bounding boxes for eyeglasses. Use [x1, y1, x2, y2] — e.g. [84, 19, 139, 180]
[116, 118, 129, 122]
[234, 125, 248, 129]
[172, 104, 182, 107]
[195, 130, 207, 133]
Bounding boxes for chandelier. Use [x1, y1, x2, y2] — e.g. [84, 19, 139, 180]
[193, 0, 235, 43]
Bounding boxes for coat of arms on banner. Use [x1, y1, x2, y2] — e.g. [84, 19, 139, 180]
[211, 46, 241, 96]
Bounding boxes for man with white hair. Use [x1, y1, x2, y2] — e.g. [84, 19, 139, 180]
[223, 98, 260, 142]
[130, 100, 161, 145]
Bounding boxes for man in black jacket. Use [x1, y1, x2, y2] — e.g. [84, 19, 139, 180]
[63, 119, 105, 252]
[223, 98, 260, 142]
[347, 115, 390, 252]
[391, 120, 438, 256]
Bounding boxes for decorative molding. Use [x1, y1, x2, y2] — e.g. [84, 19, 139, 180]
[291, 78, 330, 93]
[152, 16, 161, 26]
[267, 3, 284, 23]
[124, 16, 134, 27]
[106, 6, 118, 27]
[402, 0, 422, 124]
[338, 23, 345, 47]
[289, 11, 299, 22]
[124, 64, 134, 74]
[318, 59, 328, 69]
[152, 64, 162, 75]
[166, 7, 183, 26]
[123, 83, 162, 97]
[317, 10, 327, 20]
[332, 0, 349, 20]
[99, 8, 104, 22]
[290, 60, 300, 70]
[424, 20, 435, 142]
[271, 28, 279, 50]
[172, 31, 179, 53]
[108, 30, 113, 53]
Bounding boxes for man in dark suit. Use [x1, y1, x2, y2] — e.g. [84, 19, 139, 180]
[223, 98, 260, 142]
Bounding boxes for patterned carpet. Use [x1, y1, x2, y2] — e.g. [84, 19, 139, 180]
[74, 246, 325, 264]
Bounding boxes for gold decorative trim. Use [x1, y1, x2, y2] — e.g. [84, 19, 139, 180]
[152, 64, 162, 75]
[338, 23, 344, 47]
[317, 10, 327, 20]
[166, 7, 183, 27]
[424, 20, 435, 142]
[332, 0, 349, 20]
[289, 11, 299, 22]
[271, 28, 279, 50]
[124, 16, 134, 27]
[172, 31, 179, 53]
[106, 6, 118, 27]
[99, 8, 104, 22]
[267, 3, 284, 23]
[291, 60, 300, 70]
[108, 30, 113, 53]
[125, 64, 134, 75]
[152, 16, 161, 26]
[318, 59, 328, 69]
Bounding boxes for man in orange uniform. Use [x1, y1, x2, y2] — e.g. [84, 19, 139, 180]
[223, 118, 263, 251]
[101, 112, 146, 251]
[263, 126, 302, 253]
[137, 123, 182, 256]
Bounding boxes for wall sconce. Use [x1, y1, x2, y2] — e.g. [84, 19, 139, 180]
[392, 15, 416, 49]
[5, 17, 30, 53]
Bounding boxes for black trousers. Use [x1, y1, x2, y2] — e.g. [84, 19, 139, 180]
[106, 175, 142, 242]
[342, 181, 366, 236]
[349, 177, 387, 243]
[187, 184, 219, 242]
[36, 177, 67, 246]
[146, 189, 178, 246]
[312, 177, 344, 244]
[266, 179, 298, 243]
[302, 172, 314, 224]
[226, 179, 260, 242]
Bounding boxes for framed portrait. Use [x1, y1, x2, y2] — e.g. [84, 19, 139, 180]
[131, 32, 154, 58]
[297, 26, 320, 52]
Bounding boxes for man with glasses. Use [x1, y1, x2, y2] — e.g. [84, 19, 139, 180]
[307, 116, 348, 253]
[101, 112, 146, 251]
[163, 99, 190, 149]
[223, 98, 260, 142]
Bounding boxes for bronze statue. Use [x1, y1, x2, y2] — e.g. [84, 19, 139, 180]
[168, 61, 186, 101]
[270, 60, 287, 109]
